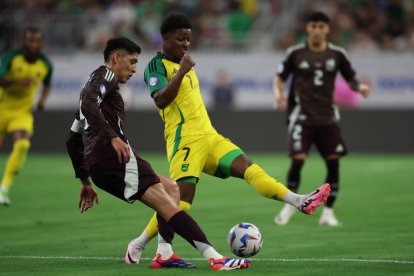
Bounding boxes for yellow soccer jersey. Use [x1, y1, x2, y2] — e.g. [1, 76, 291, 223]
[0, 49, 53, 113]
[144, 53, 217, 145]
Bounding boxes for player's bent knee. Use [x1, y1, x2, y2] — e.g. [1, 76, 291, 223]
[158, 174, 179, 201]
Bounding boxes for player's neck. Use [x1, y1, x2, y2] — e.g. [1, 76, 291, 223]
[307, 40, 327, 52]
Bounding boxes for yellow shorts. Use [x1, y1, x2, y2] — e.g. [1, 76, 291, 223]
[167, 133, 244, 181]
[0, 111, 34, 139]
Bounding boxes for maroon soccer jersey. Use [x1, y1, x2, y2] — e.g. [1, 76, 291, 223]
[278, 43, 357, 125]
[80, 66, 127, 167]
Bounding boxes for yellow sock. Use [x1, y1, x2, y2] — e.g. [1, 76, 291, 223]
[1, 139, 30, 190]
[144, 200, 192, 238]
[244, 163, 291, 201]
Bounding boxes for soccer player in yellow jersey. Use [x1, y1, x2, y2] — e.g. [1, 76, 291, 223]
[124, 14, 330, 265]
[0, 27, 53, 205]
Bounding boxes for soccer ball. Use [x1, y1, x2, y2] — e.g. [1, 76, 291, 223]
[227, 222, 263, 257]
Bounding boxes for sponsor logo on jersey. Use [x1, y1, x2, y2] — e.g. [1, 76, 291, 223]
[299, 60, 309, 69]
[149, 77, 158, 86]
[326, 58, 336, 71]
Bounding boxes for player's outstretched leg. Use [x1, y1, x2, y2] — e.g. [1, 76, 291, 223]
[210, 257, 251, 271]
[299, 183, 331, 215]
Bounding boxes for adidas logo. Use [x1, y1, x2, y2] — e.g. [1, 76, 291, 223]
[335, 144, 344, 152]
[299, 60, 309, 69]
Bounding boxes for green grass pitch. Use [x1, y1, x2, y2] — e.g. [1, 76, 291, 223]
[0, 153, 413, 275]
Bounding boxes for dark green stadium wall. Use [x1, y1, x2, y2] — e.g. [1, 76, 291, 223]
[6, 110, 413, 153]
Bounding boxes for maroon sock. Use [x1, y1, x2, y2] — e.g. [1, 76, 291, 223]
[166, 211, 211, 248]
[157, 213, 175, 243]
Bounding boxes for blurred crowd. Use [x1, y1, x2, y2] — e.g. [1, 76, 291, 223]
[1, 0, 413, 54]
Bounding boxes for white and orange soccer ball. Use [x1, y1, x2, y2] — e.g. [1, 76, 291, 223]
[227, 222, 263, 257]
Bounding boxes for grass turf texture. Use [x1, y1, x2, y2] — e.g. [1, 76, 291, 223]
[0, 153, 413, 275]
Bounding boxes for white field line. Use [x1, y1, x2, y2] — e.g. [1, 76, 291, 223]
[0, 256, 413, 265]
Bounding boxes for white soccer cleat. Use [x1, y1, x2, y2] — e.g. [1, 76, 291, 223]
[274, 203, 296, 225]
[0, 190, 10, 206]
[319, 207, 342, 227]
[124, 240, 144, 264]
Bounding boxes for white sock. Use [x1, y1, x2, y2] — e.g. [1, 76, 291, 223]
[283, 192, 304, 208]
[156, 233, 173, 259]
[133, 232, 151, 249]
[201, 246, 223, 260]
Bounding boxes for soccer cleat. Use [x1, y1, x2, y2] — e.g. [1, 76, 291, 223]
[274, 203, 296, 225]
[210, 256, 251, 271]
[124, 240, 144, 264]
[319, 207, 342, 227]
[0, 190, 10, 206]
[151, 253, 196, 269]
[299, 183, 331, 215]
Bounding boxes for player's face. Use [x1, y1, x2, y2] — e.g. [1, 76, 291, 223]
[306, 21, 330, 45]
[163, 28, 192, 62]
[113, 50, 139, 84]
[23, 32, 42, 57]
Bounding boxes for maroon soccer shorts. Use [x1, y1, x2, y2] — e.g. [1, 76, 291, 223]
[288, 123, 348, 157]
[89, 150, 160, 202]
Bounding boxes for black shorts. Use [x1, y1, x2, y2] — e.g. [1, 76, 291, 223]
[288, 123, 348, 157]
[89, 149, 160, 203]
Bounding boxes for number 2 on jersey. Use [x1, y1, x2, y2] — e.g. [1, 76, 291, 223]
[314, 69, 324, 86]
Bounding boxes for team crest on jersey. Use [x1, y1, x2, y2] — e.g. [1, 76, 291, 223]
[149, 77, 158, 86]
[326, 58, 336, 71]
[299, 60, 309, 69]
[181, 164, 189, 172]
[100, 84, 106, 95]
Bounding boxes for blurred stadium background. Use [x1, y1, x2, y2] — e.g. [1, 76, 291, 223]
[1, 1, 413, 274]
[1, 0, 413, 153]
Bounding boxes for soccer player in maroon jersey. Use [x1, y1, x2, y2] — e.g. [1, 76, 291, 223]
[65, 37, 251, 271]
[273, 12, 370, 226]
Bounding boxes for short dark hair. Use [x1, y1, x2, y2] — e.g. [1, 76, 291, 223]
[307, 12, 330, 24]
[160, 14, 192, 36]
[24, 26, 42, 38]
[103, 37, 141, 62]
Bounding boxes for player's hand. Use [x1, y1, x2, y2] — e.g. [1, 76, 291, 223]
[275, 94, 287, 111]
[36, 99, 46, 111]
[79, 184, 99, 213]
[179, 54, 195, 74]
[15, 78, 33, 87]
[358, 83, 370, 98]
[111, 137, 130, 163]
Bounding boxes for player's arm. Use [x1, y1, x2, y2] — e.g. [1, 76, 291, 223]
[36, 58, 53, 111]
[273, 51, 293, 111]
[273, 75, 287, 111]
[36, 85, 51, 111]
[152, 54, 195, 109]
[339, 51, 370, 98]
[0, 77, 32, 87]
[65, 116, 99, 213]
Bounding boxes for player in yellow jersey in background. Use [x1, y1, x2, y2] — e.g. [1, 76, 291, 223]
[123, 14, 331, 265]
[0, 27, 53, 206]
